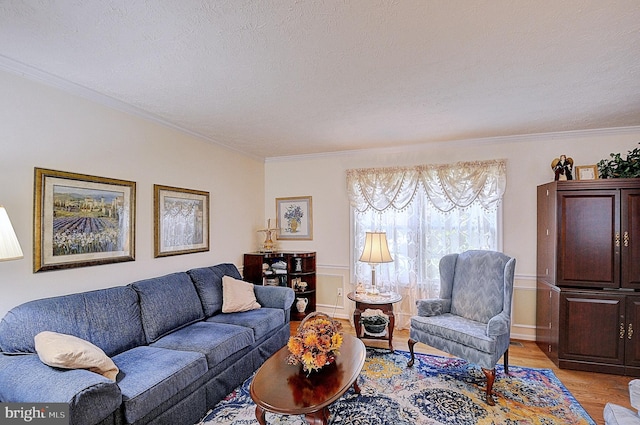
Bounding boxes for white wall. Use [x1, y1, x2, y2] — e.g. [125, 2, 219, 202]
[3, 66, 639, 340]
[0, 70, 265, 318]
[265, 129, 640, 338]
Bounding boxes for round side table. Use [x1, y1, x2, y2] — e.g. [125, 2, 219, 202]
[347, 291, 402, 351]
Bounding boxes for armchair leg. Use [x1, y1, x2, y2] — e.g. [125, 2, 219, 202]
[482, 367, 496, 406]
[407, 338, 417, 367]
[504, 348, 509, 374]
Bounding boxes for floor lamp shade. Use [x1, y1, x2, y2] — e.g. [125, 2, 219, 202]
[0, 206, 23, 262]
[359, 232, 393, 294]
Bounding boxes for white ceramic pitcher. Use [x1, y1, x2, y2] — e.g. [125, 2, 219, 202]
[296, 297, 309, 313]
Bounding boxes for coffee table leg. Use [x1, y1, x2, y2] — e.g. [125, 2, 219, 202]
[304, 407, 330, 424]
[255, 405, 267, 425]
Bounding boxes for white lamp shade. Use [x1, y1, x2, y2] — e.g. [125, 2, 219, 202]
[0, 206, 23, 262]
[359, 232, 393, 264]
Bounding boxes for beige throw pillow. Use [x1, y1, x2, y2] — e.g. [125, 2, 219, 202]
[34, 331, 119, 381]
[222, 275, 261, 313]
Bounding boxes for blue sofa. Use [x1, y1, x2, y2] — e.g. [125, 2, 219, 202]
[0, 263, 294, 425]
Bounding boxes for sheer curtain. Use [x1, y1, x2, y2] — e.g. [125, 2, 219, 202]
[347, 159, 506, 329]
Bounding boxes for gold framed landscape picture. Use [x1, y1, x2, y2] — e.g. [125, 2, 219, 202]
[33, 168, 136, 272]
[154, 185, 209, 257]
[276, 196, 312, 240]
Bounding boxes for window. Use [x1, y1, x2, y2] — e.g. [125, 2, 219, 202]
[347, 159, 506, 328]
[353, 194, 501, 294]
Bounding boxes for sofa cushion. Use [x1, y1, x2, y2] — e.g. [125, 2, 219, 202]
[211, 263, 243, 280]
[206, 308, 285, 342]
[112, 346, 207, 424]
[150, 321, 254, 368]
[0, 286, 145, 356]
[0, 353, 121, 425]
[34, 331, 119, 380]
[222, 275, 261, 313]
[187, 263, 243, 317]
[131, 272, 204, 343]
[187, 266, 225, 316]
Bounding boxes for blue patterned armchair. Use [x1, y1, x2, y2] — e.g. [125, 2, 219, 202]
[408, 250, 516, 405]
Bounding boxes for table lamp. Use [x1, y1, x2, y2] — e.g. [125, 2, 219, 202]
[258, 218, 279, 252]
[359, 231, 393, 295]
[0, 206, 23, 262]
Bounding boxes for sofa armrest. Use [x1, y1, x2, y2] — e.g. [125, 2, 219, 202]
[0, 353, 121, 424]
[486, 312, 510, 337]
[253, 285, 295, 311]
[416, 299, 451, 317]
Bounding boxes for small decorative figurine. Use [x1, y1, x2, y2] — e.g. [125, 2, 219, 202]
[258, 219, 279, 252]
[551, 155, 574, 181]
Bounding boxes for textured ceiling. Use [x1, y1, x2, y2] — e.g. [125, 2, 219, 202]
[1, 1, 639, 159]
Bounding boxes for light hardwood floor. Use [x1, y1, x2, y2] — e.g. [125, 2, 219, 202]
[292, 319, 632, 424]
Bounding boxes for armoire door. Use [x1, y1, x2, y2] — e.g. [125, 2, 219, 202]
[559, 291, 625, 365]
[625, 296, 640, 368]
[622, 189, 640, 289]
[557, 189, 620, 288]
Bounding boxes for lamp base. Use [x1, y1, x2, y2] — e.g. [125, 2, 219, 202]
[368, 267, 380, 295]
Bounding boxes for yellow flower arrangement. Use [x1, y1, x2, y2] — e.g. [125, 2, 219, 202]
[286, 312, 343, 374]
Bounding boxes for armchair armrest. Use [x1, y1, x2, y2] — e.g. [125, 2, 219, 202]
[416, 299, 451, 317]
[486, 312, 510, 336]
[253, 285, 295, 310]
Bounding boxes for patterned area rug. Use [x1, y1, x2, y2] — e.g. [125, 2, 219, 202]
[199, 348, 595, 425]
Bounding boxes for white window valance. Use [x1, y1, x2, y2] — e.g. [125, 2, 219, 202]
[347, 159, 507, 213]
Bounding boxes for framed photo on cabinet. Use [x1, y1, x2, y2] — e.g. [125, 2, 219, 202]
[575, 165, 599, 180]
[33, 167, 136, 272]
[154, 185, 209, 257]
[276, 196, 313, 240]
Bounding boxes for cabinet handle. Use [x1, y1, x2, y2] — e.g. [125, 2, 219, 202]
[629, 323, 634, 340]
[624, 231, 630, 247]
[621, 322, 626, 339]
[616, 232, 621, 247]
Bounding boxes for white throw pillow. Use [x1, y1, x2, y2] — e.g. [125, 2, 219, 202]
[34, 331, 119, 381]
[222, 275, 261, 313]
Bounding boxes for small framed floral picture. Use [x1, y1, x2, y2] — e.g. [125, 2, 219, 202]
[276, 196, 312, 240]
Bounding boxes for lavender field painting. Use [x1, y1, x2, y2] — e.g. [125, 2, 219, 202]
[52, 185, 125, 256]
[34, 168, 135, 272]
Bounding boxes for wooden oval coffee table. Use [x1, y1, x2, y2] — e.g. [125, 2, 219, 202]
[250, 334, 366, 425]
